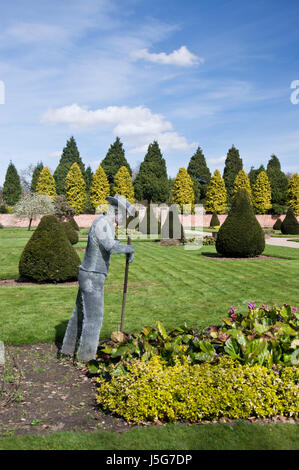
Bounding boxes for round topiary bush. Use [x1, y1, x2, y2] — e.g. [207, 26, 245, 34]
[19, 215, 81, 283]
[216, 189, 265, 257]
[281, 208, 299, 235]
[209, 212, 220, 228]
[62, 220, 79, 245]
[273, 218, 282, 231]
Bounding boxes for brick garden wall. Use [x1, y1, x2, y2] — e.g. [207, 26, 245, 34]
[1, 213, 298, 229]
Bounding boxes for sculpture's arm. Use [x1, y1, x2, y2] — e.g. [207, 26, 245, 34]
[95, 219, 134, 261]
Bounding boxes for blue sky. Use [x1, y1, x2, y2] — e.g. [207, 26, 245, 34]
[0, 0, 299, 185]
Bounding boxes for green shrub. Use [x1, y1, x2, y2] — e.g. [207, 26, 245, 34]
[62, 221, 79, 245]
[96, 355, 299, 423]
[281, 208, 299, 235]
[0, 204, 8, 214]
[203, 235, 216, 245]
[19, 215, 81, 283]
[210, 212, 220, 228]
[216, 189, 265, 257]
[273, 218, 282, 230]
[0, 223, 3, 229]
[89, 304, 299, 380]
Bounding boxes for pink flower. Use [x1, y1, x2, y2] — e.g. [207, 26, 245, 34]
[229, 306, 237, 314]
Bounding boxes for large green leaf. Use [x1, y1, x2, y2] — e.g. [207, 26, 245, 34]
[224, 338, 240, 359]
[156, 321, 168, 340]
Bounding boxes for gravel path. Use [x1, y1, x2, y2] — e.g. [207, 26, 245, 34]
[185, 230, 299, 249]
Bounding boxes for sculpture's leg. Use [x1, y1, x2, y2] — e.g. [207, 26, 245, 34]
[61, 289, 83, 357]
[76, 271, 105, 362]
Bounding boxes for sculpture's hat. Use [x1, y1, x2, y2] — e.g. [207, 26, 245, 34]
[106, 194, 135, 217]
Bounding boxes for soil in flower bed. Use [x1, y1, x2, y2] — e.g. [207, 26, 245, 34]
[0, 343, 133, 437]
[1, 343, 297, 437]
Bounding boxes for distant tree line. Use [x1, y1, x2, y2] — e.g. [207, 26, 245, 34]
[1, 136, 298, 216]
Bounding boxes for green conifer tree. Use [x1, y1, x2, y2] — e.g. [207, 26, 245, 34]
[85, 166, 93, 193]
[30, 162, 44, 192]
[113, 166, 135, 203]
[89, 165, 110, 211]
[101, 137, 131, 191]
[205, 169, 227, 214]
[266, 155, 289, 214]
[252, 171, 272, 214]
[223, 146, 243, 201]
[65, 163, 86, 214]
[133, 141, 169, 203]
[287, 173, 299, 215]
[171, 167, 194, 212]
[187, 147, 211, 203]
[3, 162, 22, 206]
[36, 167, 57, 200]
[53, 136, 86, 195]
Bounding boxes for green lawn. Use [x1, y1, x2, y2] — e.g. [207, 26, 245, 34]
[0, 228, 298, 345]
[0, 227, 298, 450]
[0, 422, 298, 450]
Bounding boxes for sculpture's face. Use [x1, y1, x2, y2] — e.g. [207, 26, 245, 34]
[115, 209, 126, 226]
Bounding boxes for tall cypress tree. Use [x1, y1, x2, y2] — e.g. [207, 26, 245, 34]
[85, 166, 93, 193]
[172, 167, 194, 212]
[287, 173, 299, 215]
[205, 169, 227, 214]
[252, 170, 272, 214]
[133, 141, 169, 204]
[30, 162, 44, 192]
[65, 163, 87, 215]
[36, 167, 57, 200]
[101, 137, 131, 192]
[187, 147, 211, 203]
[53, 136, 85, 195]
[266, 155, 289, 214]
[3, 162, 22, 205]
[223, 145, 243, 202]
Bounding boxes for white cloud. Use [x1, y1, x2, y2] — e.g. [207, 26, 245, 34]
[42, 103, 196, 153]
[132, 46, 203, 67]
[49, 151, 62, 158]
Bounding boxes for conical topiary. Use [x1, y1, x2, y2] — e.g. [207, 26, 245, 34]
[273, 218, 282, 231]
[281, 208, 299, 235]
[210, 212, 220, 228]
[62, 220, 79, 245]
[139, 205, 161, 235]
[19, 215, 81, 282]
[216, 189, 265, 257]
[161, 206, 185, 241]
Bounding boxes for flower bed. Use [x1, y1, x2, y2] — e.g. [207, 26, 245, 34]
[92, 303, 299, 423]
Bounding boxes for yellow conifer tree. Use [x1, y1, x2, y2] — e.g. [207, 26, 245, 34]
[90, 165, 110, 211]
[287, 173, 299, 215]
[252, 170, 272, 214]
[233, 169, 252, 201]
[172, 167, 194, 212]
[36, 167, 57, 200]
[65, 163, 86, 214]
[205, 169, 227, 214]
[113, 166, 135, 203]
